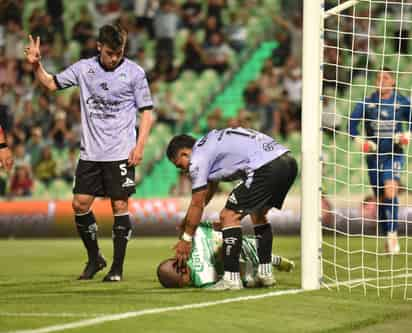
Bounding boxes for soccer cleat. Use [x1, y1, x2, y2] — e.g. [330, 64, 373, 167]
[102, 270, 123, 282]
[385, 232, 400, 255]
[276, 257, 295, 272]
[78, 254, 107, 280]
[206, 278, 243, 291]
[256, 273, 276, 287]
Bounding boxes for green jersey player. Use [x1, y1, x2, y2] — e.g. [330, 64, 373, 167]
[157, 221, 294, 288]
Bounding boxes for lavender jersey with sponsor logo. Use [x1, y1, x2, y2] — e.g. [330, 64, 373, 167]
[189, 128, 289, 191]
[54, 57, 153, 161]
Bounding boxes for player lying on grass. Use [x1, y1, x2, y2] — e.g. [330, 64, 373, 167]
[157, 221, 294, 288]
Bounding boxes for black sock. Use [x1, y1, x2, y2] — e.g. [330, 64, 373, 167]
[222, 227, 242, 273]
[111, 214, 132, 274]
[75, 211, 99, 261]
[254, 223, 273, 264]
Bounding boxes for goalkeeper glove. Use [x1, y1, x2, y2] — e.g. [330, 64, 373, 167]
[354, 137, 377, 153]
[394, 132, 410, 146]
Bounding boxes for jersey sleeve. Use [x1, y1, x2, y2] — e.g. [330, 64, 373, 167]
[349, 102, 364, 137]
[133, 72, 153, 112]
[189, 157, 209, 192]
[53, 60, 82, 89]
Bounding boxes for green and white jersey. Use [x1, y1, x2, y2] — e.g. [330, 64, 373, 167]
[187, 222, 259, 287]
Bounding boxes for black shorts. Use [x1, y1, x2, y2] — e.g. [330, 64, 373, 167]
[73, 159, 136, 199]
[225, 153, 298, 214]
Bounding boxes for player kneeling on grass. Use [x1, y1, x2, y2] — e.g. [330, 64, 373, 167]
[350, 68, 412, 255]
[166, 127, 297, 290]
[157, 221, 294, 288]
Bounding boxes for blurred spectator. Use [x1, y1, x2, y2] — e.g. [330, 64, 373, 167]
[88, 1, 121, 30]
[154, 0, 179, 65]
[26, 126, 45, 169]
[223, 12, 247, 53]
[156, 88, 185, 131]
[150, 54, 179, 82]
[272, 14, 302, 64]
[207, 0, 226, 28]
[181, 0, 203, 31]
[204, 15, 220, 42]
[34, 146, 57, 187]
[283, 56, 302, 113]
[258, 59, 284, 102]
[49, 111, 70, 150]
[271, 31, 291, 67]
[80, 37, 98, 58]
[180, 31, 206, 73]
[46, 0, 64, 40]
[198, 109, 223, 135]
[134, 0, 159, 38]
[60, 147, 77, 185]
[135, 47, 154, 72]
[277, 94, 300, 137]
[322, 97, 342, 138]
[203, 32, 232, 74]
[72, 6, 95, 45]
[13, 143, 31, 168]
[9, 165, 33, 197]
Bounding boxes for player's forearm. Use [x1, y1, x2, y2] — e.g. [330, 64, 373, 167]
[183, 203, 204, 236]
[136, 109, 154, 149]
[32, 62, 58, 92]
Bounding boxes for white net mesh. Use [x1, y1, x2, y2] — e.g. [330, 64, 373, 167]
[321, 0, 412, 299]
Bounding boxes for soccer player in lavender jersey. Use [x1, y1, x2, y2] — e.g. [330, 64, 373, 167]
[24, 24, 155, 282]
[166, 128, 297, 290]
[350, 68, 412, 254]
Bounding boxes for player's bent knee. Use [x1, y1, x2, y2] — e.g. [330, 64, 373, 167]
[219, 208, 241, 228]
[111, 199, 128, 215]
[72, 200, 91, 215]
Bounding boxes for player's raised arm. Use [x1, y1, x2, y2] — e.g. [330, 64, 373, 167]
[24, 35, 58, 92]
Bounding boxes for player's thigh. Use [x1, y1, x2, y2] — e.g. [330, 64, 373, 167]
[73, 159, 105, 197]
[102, 160, 136, 200]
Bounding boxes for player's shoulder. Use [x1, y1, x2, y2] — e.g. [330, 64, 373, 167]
[123, 58, 147, 77]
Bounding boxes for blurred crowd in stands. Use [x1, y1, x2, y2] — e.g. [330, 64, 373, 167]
[0, 0, 304, 198]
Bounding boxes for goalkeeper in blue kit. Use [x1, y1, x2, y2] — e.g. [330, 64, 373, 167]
[350, 68, 412, 254]
[157, 221, 294, 288]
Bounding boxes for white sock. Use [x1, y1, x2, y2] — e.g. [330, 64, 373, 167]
[258, 263, 272, 276]
[223, 271, 241, 282]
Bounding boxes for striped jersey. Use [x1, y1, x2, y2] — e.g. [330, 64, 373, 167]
[54, 56, 153, 161]
[188, 222, 259, 287]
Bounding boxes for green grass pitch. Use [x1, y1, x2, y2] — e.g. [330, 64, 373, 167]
[1, 237, 412, 333]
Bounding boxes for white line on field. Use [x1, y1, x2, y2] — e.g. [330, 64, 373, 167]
[5, 288, 303, 333]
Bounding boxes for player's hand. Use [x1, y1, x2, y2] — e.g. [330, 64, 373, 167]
[0, 147, 13, 172]
[174, 239, 192, 273]
[24, 35, 41, 65]
[128, 145, 143, 166]
[354, 137, 376, 153]
[395, 132, 410, 145]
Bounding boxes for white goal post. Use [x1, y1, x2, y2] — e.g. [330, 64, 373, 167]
[302, 0, 412, 298]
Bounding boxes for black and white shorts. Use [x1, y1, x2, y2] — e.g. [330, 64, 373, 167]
[73, 159, 136, 199]
[225, 153, 298, 215]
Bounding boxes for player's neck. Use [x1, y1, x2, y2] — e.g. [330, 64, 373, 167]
[379, 90, 393, 100]
[97, 56, 125, 72]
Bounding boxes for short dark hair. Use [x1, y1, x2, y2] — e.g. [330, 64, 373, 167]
[156, 258, 183, 288]
[98, 24, 127, 50]
[166, 134, 196, 161]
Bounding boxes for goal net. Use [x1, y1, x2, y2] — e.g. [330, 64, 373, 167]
[320, 0, 412, 299]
